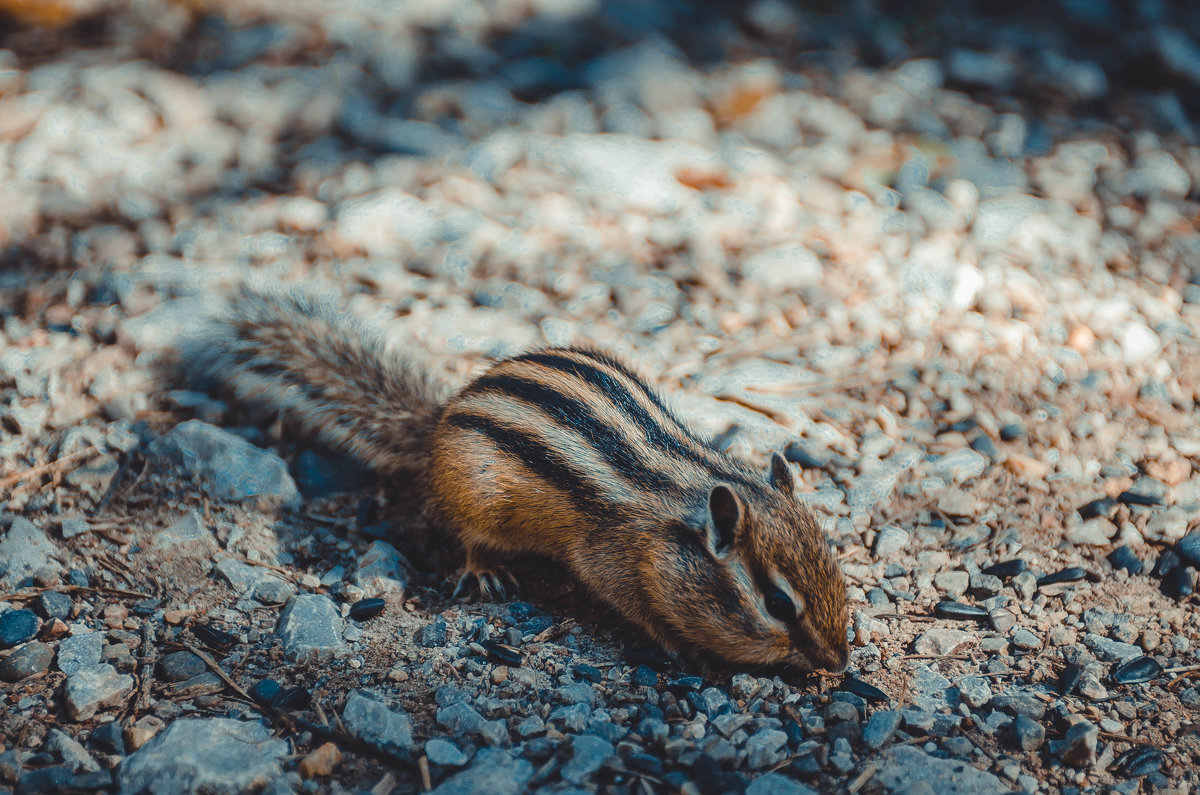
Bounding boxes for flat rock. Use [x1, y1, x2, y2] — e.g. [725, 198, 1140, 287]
[353, 540, 409, 596]
[150, 511, 218, 558]
[873, 525, 910, 559]
[746, 773, 818, 795]
[342, 691, 414, 753]
[875, 745, 1009, 794]
[429, 748, 533, 795]
[561, 735, 615, 784]
[276, 594, 346, 663]
[147, 420, 300, 507]
[214, 558, 294, 604]
[932, 449, 988, 483]
[0, 518, 63, 588]
[914, 627, 977, 656]
[57, 631, 103, 676]
[116, 718, 287, 794]
[46, 729, 101, 773]
[64, 664, 134, 721]
[0, 640, 55, 681]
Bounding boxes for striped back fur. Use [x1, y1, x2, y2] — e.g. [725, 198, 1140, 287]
[429, 347, 849, 670]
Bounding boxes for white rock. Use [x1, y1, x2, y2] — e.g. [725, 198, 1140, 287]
[741, 245, 823, 291]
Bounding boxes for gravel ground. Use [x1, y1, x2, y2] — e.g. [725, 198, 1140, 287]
[1, 0, 1200, 793]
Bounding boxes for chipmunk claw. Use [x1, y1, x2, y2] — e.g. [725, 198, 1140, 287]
[453, 569, 518, 602]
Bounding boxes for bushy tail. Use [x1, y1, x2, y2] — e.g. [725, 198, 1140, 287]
[198, 287, 448, 476]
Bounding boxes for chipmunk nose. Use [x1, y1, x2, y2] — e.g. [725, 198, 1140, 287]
[821, 643, 850, 674]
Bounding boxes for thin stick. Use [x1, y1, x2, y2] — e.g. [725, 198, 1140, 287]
[847, 763, 877, 793]
[0, 447, 96, 490]
[0, 584, 154, 602]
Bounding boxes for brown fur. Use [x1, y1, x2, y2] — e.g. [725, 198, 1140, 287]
[203, 289, 850, 672]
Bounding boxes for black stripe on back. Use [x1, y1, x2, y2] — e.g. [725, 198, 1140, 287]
[518, 351, 758, 490]
[463, 374, 678, 494]
[572, 349, 706, 444]
[446, 411, 631, 520]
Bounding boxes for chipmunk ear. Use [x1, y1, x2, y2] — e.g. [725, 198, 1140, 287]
[768, 452, 795, 495]
[708, 485, 745, 553]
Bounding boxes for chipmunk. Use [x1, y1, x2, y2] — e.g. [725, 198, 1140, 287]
[196, 287, 850, 672]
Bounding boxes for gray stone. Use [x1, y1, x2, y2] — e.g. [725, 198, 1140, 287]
[1010, 628, 1042, 651]
[548, 704, 591, 733]
[914, 627, 977, 656]
[150, 512, 218, 558]
[561, 735, 614, 784]
[730, 673, 760, 700]
[425, 738, 469, 767]
[437, 702, 487, 735]
[555, 682, 597, 706]
[933, 449, 988, 483]
[990, 689, 1048, 720]
[417, 616, 448, 648]
[873, 525, 910, 559]
[276, 594, 346, 663]
[147, 420, 300, 507]
[214, 558, 292, 605]
[850, 471, 902, 515]
[1082, 633, 1141, 662]
[64, 664, 134, 721]
[743, 246, 823, 291]
[116, 718, 287, 794]
[1053, 720, 1098, 767]
[57, 632, 103, 676]
[65, 456, 119, 498]
[934, 571, 970, 598]
[0, 641, 54, 681]
[342, 691, 414, 753]
[34, 591, 73, 621]
[745, 773, 818, 795]
[478, 718, 508, 747]
[515, 715, 545, 738]
[1011, 714, 1044, 752]
[156, 650, 207, 683]
[0, 518, 63, 588]
[907, 666, 953, 713]
[1152, 28, 1200, 87]
[953, 676, 993, 709]
[0, 609, 39, 648]
[947, 49, 1017, 92]
[429, 748, 533, 795]
[45, 729, 100, 773]
[862, 710, 902, 750]
[876, 745, 1008, 794]
[353, 540, 409, 596]
[745, 728, 789, 770]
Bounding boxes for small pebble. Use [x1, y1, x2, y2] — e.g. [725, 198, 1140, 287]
[298, 742, 342, 778]
[1107, 545, 1144, 575]
[0, 609, 40, 649]
[1161, 565, 1194, 599]
[981, 559, 1026, 579]
[0, 640, 54, 681]
[1177, 530, 1200, 567]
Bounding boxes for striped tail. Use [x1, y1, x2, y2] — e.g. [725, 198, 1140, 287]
[197, 287, 448, 476]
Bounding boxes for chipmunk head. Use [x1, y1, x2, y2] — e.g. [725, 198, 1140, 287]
[652, 452, 849, 672]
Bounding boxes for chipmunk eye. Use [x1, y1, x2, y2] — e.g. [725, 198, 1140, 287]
[765, 589, 795, 623]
